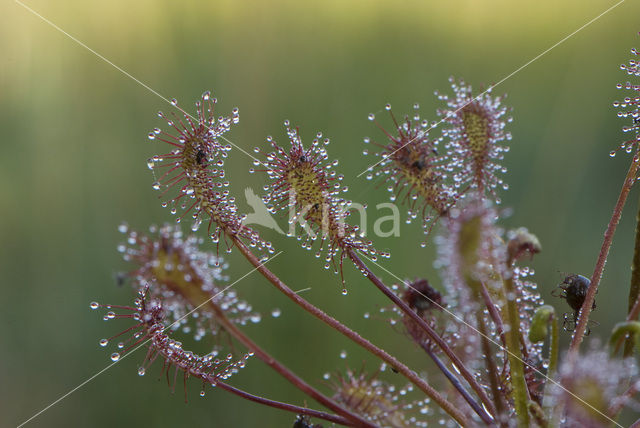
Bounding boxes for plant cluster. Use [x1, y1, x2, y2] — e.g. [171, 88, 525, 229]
[92, 35, 640, 427]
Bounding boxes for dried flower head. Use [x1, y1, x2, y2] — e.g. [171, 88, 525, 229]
[117, 223, 260, 342]
[400, 279, 448, 351]
[91, 283, 252, 398]
[436, 77, 512, 201]
[613, 38, 640, 157]
[554, 346, 638, 427]
[256, 122, 385, 280]
[365, 104, 455, 227]
[148, 91, 270, 252]
[327, 367, 429, 427]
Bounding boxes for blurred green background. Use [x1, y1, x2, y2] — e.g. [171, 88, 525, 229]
[2, 1, 640, 426]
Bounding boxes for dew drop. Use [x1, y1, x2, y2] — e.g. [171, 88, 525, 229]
[138, 367, 146, 376]
[341, 288, 348, 296]
[110, 352, 121, 362]
[99, 339, 108, 347]
[271, 308, 281, 318]
[339, 350, 347, 359]
[368, 113, 375, 121]
[152, 182, 161, 190]
[90, 302, 99, 310]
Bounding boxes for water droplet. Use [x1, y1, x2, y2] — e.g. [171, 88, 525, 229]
[152, 182, 161, 190]
[138, 367, 146, 376]
[271, 308, 281, 318]
[110, 352, 121, 362]
[368, 113, 375, 121]
[170, 98, 178, 106]
[90, 302, 99, 310]
[199, 390, 206, 397]
[99, 339, 108, 347]
[341, 288, 348, 295]
[339, 350, 347, 359]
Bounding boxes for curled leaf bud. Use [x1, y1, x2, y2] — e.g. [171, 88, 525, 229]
[507, 227, 541, 264]
[529, 305, 555, 343]
[609, 321, 640, 354]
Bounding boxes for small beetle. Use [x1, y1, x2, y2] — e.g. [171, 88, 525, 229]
[552, 274, 597, 334]
[293, 414, 323, 428]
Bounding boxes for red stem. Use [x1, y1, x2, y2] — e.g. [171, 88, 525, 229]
[199, 287, 375, 428]
[346, 248, 497, 417]
[213, 380, 352, 426]
[229, 234, 469, 426]
[569, 152, 640, 353]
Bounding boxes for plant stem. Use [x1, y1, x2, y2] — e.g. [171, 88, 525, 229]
[476, 312, 506, 423]
[569, 151, 640, 353]
[624, 192, 640, 357]
[542, 312, 559, 424]
[479, 283, 507, 351]
[346, 248, 497, 418]
[421, 342, 494, 424]
[213, 380, 352, 426]
[230, 235, 469, 426]
[206, 296, 375, 427]
[502, 276, 530, 426]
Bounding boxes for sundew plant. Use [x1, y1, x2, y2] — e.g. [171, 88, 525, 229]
[89, 34, 640, 427]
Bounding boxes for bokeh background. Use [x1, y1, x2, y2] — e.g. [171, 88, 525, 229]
[2, 1, 640, 426]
